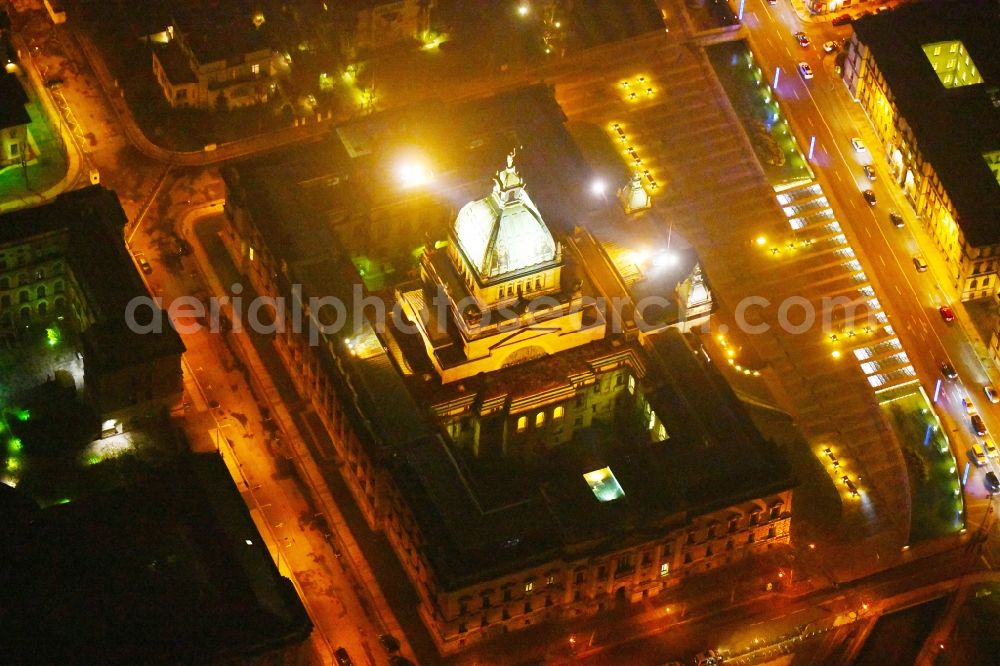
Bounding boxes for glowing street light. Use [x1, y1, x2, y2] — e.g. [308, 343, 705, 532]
[396, 154, 434, 188]
[755, 235, 767, 246]
[590, 178, 607, 197]
[517, 3, 530, 17]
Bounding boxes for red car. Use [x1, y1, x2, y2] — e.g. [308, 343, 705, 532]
[938, 305, 956, 323]
[831, 14, 852, 26]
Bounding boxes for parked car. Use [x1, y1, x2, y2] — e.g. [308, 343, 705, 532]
[851, 137, 866, 152]
[794, 31, 810, 47]
[334, 647, 354, 666]
[938, 305, 956, 323]
[940, 362, 958, 380]
[134, 252, 153, 275]
[985, 439, 998, 458]
[912, 254, 928, 272]
[798, 62, 814, 79]
[985, 471, 1000, 494]
[972, 413, 987, 437]
[962, 396, 976, 414]
[971, 443, 988, 466]
[863, 164, 876, 180]
[693, 650, 722, 666]
[831, 13, 852, 26]
[889, 211, 904, 228]
[984, 384, 1000, 404]
[823, 40, 839, 53]
[862, 189, 877, 206]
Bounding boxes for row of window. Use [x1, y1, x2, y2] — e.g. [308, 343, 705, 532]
[0, 297, 65, 325]
[0, 282, 63, 307]
[497, 275, 546, 301]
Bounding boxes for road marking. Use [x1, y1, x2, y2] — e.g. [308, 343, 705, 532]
[879, 255, 886, 267]
[895, 285, 902, 295]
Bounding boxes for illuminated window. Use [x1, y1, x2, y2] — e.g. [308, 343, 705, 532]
[516, 416, 527, 433]
[660, 563, 669, 577]
[627, 375, 635, 394]
[553, 406, 565, 421]
[656, 424, 667, 442]
[251, 63, 260, 75]
[249, 247, 255, 262]
[535, 412, 545, 427]
[524, 581, 533, 593]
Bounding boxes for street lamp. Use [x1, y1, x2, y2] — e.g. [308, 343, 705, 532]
[517, 3, 530, 17]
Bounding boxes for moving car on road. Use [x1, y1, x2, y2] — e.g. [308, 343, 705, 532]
[938, 305, 956, 323]
[889, 211, 904, 227]
[334, 647, 354, 666]
[962, 396, 976, 414]
[863, 164, 876, 180]
[986, 471, 1000, 493]
[798, 62, 814, 79]
[985, 439, 998, 458]
[940, 362, 958, 380]
[823, 40, 839, 53]
[851, 137, 867, 152]
[985, 384, 1000, 404]
[972, 413, 988, 437]
[863, 189, 877, 206]
[832, 13, 852, 26]
[912, 254, 928, 272]
[972, 443, 988, 466]
[794, 31, 810, 47]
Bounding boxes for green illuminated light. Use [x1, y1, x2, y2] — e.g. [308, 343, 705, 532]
[15, 409, 30, 422]
[921, 40, 983, 89]
[46, 327, 60, 346]
[8, 437, 22, 453]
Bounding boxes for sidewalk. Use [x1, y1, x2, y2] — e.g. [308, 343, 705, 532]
[179, 203, 418, 664]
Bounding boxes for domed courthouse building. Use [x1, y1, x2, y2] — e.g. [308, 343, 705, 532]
[222, 85, 794, 655]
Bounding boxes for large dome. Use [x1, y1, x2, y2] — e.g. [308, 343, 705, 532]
[453, 155, 558, 281]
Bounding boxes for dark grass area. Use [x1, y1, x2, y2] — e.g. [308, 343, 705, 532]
[947, 585, 1000, 665]
[855, 596, 947, 665]
[705, 41, 813, 188]
[880, 389, 965, 543]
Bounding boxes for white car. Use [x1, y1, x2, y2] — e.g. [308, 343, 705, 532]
[798, 62, 814, 80]
[823, 41, 838, 53]
[985, 384, 1000, 404]
[962, 397, 976, 415]
[851, 137, 866, 152]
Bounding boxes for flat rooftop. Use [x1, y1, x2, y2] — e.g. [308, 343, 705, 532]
[853, 0, 1000, 246]
[395, 330, 792, 589]
[0, 453, 311, 661]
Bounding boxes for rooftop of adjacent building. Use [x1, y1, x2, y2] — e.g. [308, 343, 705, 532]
[0, 71, 30, 130]
[0, 186, 185, 372]
[852, 0, 1000, 246]
[153, 39, 198, 85]
[0, 453, 312, 661]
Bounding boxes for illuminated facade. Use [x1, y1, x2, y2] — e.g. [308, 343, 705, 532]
[398, 153, 606, 383]
[844, 3, 1000, 302]
[151, 12, 276, 109]
[0, 72, 31, 169]
[221, 88, 792, 656]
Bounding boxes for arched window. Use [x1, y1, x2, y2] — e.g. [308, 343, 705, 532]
[553, 406, 565, 421]
[535, 412, 545, 428]
[19, 306, 30, 320]
[38, 301, 47, 316]
[36, 285, 46, 299]
[19, 290, 29, 304]
[516, 416, 527, 433]
[55, 281, 64, 293]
